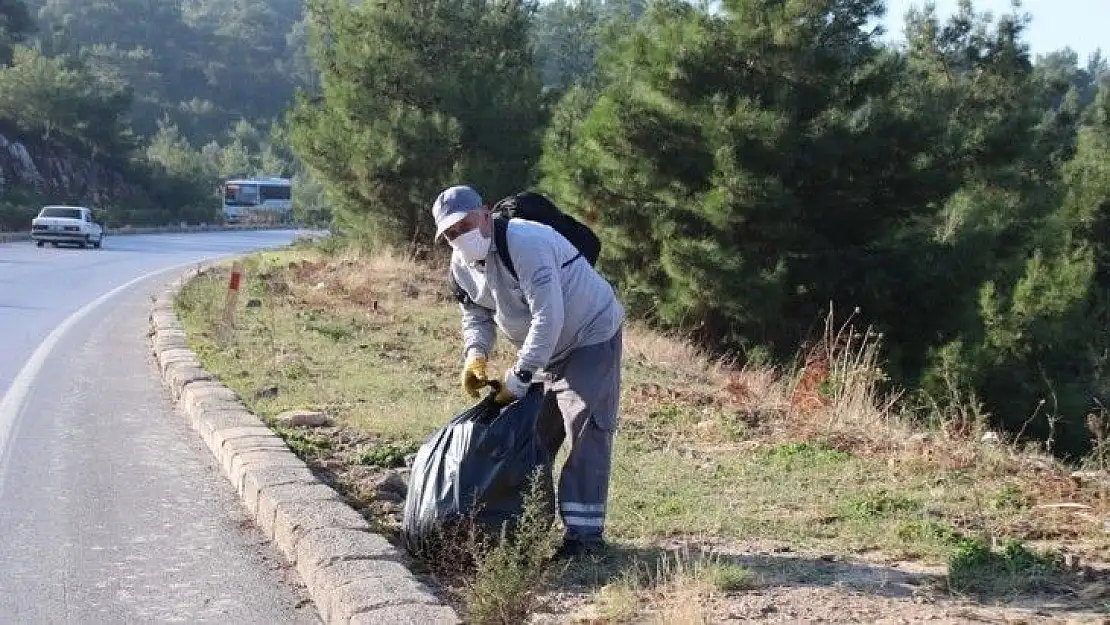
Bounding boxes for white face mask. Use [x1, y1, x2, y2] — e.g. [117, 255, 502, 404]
[451, 228, 491, 264]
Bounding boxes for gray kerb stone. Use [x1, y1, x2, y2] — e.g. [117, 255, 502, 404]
[255, 482, 344, 540]
[153, 326, 187, 340]
[150, 312, 179, 329]
[349, 604, 462, 625]
[241, 466, 321, 514]
[227, 449, 306, 485]
[153, 335, 188, 352]
[166, 364, 213, 398]
[197, 409, 267, 445]
[271, 498, 372, 559]
[294, 527, 403, 571]
[220, 434, 290, 457]
[310, 559, 445, 624]
[181, 381, 240, 415]
[150, 261, 462, 624]
[211, 426, 282, 452]
[220, 438, 293, 480]
[156, 348, 201, 373]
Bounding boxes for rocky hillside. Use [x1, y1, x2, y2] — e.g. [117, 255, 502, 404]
[0, 126, 161, 231]
[0, 0, 313, 233]
[0, 130, 151, 206]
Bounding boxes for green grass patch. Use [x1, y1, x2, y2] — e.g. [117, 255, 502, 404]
[948, 537, 1071, 597]
[174, 248, 1106, 620]
[174, 251, 1066, 561]
[271, 426, 333, 457]
[175, 254, 475, 444]
[356, 440, 420, 468]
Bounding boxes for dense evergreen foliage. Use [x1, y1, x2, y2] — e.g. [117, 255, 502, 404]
[0, 0, 316, 229]
[287, 0, 546, 247]
[2, 0, 1108, 458]
[294, 0, 1109, 458]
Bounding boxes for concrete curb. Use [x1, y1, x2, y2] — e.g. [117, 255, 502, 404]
[148, 264, 462, 625]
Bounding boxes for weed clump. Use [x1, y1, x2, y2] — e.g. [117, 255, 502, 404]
[947, 537, 1070, 596]
[457, 470, 562, 624]
[403, 469, 561, 625]
[357, 440, 419, 468]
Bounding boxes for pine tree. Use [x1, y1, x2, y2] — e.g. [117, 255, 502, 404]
[0, 0, 35, 66]
[541, 0, 957, 357]
[288, 0, 545, 248]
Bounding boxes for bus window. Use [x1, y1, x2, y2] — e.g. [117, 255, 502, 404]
[260, 184, 292, 201]
[225, 184, 259, 206]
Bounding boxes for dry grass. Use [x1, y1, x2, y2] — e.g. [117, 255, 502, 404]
[174, 242, 1110, 623]
[648, 549, 757, 624]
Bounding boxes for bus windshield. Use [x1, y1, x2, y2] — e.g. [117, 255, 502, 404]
[225, 184, 260, 206]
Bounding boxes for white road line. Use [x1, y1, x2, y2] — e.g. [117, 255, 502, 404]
[0, 260, 201, 469]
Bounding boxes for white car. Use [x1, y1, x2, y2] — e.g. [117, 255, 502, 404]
[30, 205, 105, 249]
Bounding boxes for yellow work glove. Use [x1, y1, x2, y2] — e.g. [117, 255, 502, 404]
[460, 353, 489, 398]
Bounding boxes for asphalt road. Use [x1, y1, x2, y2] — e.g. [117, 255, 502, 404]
[0, 231, 322, 624]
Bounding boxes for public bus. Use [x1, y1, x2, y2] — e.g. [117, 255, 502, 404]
[222, 177, 293, 223]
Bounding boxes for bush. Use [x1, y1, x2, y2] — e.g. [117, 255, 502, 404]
[457, 469, 562, 624]
[948, 537, 1070, 596]
[0, 200, 38, 232]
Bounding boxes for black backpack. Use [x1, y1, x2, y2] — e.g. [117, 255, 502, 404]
[449, 191, 601, 304]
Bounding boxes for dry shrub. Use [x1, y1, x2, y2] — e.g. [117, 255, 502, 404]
[623, 323, 723, 379]
[574, 548, 755, 625]
[722, 367, 790, 416]
[331, 248, 434, 306]
[758, 307, 918, 456]
[627, 382, 718, 408]
[288, 247, 443, 312]
[619, 307, 920, 456]
[699, 304, 1025, 467]
[288, 257, 328, 283]
[790, 346, 832, 416]
[592, 573, 641, 622]
[620, 305, 926, 458]
[453, 471, 562, 625]
[653, 579, 715, 625]
[762, 306, 1094, 484]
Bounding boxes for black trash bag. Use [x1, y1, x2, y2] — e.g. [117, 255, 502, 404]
[400, 382, 555, 559]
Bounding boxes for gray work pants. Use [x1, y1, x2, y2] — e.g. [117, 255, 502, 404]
[537, 327, 622, 544]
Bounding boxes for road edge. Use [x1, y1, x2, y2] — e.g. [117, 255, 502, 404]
[0, 223, 303, 244]
[147, 263, 463, 625]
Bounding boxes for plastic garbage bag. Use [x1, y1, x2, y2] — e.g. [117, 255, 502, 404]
[401, 382, 555, 558]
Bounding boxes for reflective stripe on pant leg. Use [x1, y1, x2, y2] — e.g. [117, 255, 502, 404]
[560, 502, 607, 532]
[558, 418, 614, 540]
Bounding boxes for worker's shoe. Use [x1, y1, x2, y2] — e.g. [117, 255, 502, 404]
[552, 537, 607, 561]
